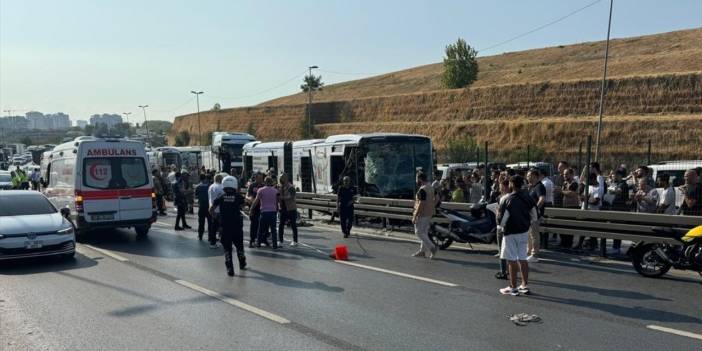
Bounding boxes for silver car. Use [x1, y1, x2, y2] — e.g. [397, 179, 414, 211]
[0, 171, 12, 190]
[0, 191, 75, 260]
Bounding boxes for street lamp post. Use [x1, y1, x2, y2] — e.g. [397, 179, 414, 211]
[190, 91, 204, 146]
[594, 0, 614, 162]
[122, 112, 132, 125]
[307, 65, 318, 138]
[138, 105, 150, 144]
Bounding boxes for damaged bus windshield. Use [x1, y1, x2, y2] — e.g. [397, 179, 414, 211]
[360, 136, 432, 199]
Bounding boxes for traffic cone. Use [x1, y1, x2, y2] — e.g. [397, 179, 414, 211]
[331, 245, 348, 261]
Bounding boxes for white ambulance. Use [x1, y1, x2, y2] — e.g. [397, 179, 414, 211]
[43, 136, 156, 238]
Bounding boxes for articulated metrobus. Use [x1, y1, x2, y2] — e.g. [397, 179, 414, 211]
[243, 133, 433, 199]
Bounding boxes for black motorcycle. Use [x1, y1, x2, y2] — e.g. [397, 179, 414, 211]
[629, 226, 702, 278]
[428, 202, 497, 250]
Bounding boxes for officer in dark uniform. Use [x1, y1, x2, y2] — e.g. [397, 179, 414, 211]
[209, 176, 247, 276]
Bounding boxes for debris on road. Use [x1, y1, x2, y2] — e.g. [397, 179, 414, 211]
[509, 313, 542, 326]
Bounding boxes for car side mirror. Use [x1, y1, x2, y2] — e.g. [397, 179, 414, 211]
[60, 207, 71, 219]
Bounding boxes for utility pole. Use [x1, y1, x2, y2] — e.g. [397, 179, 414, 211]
[138, 105, 150, 144]
[307, 65, 319, 138]
[594, 0, 614, 162]
[190, 91, 204, 146]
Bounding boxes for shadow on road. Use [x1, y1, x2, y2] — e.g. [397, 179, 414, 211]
[244, 268, 345, 293]
[81, 228, 221, 259]
[531, 279, 672, 301]
[0, 252, 97, 275]
[55, 271, 212, 317]
[530, 293, 702, 325]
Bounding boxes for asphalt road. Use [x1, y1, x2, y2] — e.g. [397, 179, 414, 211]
[2, 210, 701, 351]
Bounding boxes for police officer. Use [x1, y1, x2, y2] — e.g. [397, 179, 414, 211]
[209, 176, 247, 277]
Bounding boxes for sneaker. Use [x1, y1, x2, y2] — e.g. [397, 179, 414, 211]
[412, 250, 426, 258]
[517, 285, 531, 294]
[499, 287, 519, 296]
[494, 272, 508, 280]
[290, 241, 298, 247]
[183, 225, 192, 229]
[227, 268, 235, 277]
[526, 255, 539, 263]
[209, 243, 221, 249]
[174, 226, 184, 231]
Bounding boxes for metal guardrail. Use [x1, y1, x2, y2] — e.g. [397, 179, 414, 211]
[294, 192, 702, 248]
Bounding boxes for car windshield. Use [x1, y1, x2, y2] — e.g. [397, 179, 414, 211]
[0, 174, 11, 182]
[222, 144, 244, 162]
[83, 157, 148, 189]
[0, 194, 57, 216]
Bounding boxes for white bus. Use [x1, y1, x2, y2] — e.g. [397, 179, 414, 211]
[175, 146, 205, 174]
[43, 136, 156, 238]
[243, 133, 433, 199]
[150, 147, 182, 171]
[212, 132, 256, 174]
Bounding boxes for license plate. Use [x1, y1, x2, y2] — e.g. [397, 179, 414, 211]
[91, 214, 115, 221]
[24, 240, 43, 249]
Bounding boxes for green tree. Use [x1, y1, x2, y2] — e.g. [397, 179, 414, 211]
[146, 120, 173, 136]
[444, 136, 479, 163]
[20, 136, 33, 146]
[298, 116, 321, 139]
[175, 131, 191, 146]
[441, 38, 479, 89]
[300, 74, 324, 92]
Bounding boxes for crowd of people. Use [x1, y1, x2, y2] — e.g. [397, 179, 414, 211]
[151, 166, 303, 277]
[146, 161, 702, 292]
[6, 166, 41, 191]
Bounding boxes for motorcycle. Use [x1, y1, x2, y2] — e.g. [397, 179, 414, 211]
[629, 225, 702, 278]
[428, 202, 497, 250]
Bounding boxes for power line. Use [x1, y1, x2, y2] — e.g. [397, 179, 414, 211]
[206, 70, 308, 101]
[151, 97, 195, 113]
[318, 68, 383, 77]
[477, 0, 603, 53]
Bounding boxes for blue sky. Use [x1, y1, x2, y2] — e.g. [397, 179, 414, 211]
[1, 0, 700, 123]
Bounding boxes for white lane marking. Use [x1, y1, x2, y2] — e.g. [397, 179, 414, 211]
[174, 280, 290, 324]
[299, 242, 458, 287]
[82, 245, 129, 262]
[647, 325, 702, 341]
[334, 260, 459, 287]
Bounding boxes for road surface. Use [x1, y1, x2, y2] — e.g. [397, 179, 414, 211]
[2, 211, 701, 350]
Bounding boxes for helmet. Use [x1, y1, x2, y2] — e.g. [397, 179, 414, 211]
[222, 175, 238, 190]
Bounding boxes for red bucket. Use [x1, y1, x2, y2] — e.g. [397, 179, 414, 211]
[333, 245, 348, 261]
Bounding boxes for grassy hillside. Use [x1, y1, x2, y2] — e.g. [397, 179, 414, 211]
[171, 28, 702, 168]
[260, 28, 702, 106]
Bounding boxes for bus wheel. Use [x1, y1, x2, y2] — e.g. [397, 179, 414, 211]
[135, 225, 150, 237]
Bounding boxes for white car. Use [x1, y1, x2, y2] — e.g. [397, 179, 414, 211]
[0, 191, 75, 260]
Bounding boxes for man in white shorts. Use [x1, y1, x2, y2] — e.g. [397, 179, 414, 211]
[497, 175, 537, 296]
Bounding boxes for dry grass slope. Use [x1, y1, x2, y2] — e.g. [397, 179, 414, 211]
[260, 28, 702, 106]
[169, 28, 702, 167]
